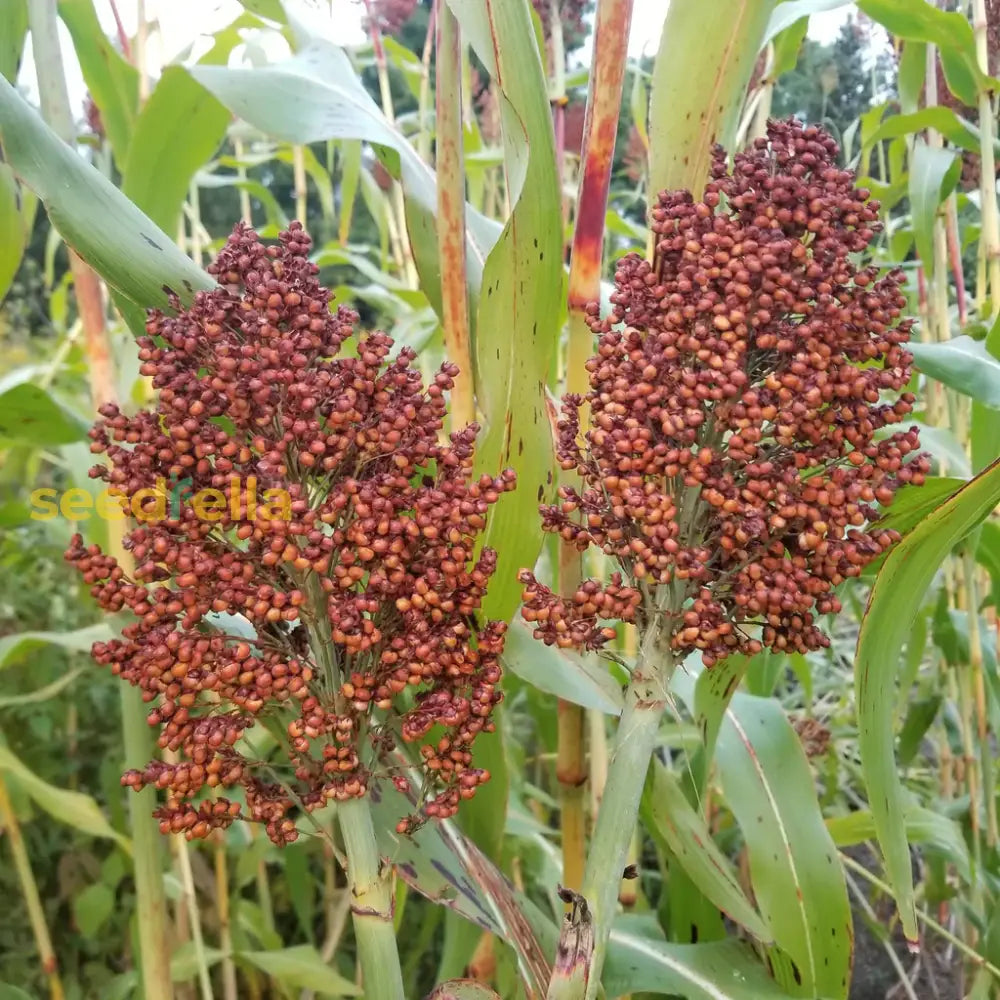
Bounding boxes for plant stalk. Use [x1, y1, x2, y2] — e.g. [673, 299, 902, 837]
[0, 774, 66, 1000]
[337, 796, 405, 1000]
[435, 0, 475, 427]
[973, 0, 1000, 320]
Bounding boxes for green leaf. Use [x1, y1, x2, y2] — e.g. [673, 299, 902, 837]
[121, 67, 230, 238]
[875, 477, 966, 538]
[237, 0, 284, 20]
[502, 620, 624, 714]
[239, 946, 361, 995]
[972, 401, 1000, 473]
[897, 695, 942, 767]
[859, 0, 988, 106]
[445, 0, 562, 624]
[761, 0, 851, 46]
[0, 164, 26, 300]
[337, 140, 362, 244]
[57, 0, 139, 168]
[717, 693, 851, 998]
[0, 368, 89, 446]
[72, 882, 115, 938]
[897, 41, 926, 115]
[826, 806, 970, 883]
[0, 76, 216, 310]
[907, 140, 959, 275]
[0, 624, 112, 669]
[909, 335, 1000, 407]
[650, 0, 776, 196]
[867, 107, 983, 154]
[604, 917, 812, 1000]
[0, 667, 84, 708]
[188, 9, 500, 296]
[170, 942, 225, 982]
[693, 654, 750, 763]
[0, 987, 36, 1000]
[0, 741, 129, 849]
[856, 456, 1000, 942]
[642, 761, 772, 943]
[0, 0, 28, 84]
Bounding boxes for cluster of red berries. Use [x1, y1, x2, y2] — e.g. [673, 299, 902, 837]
[67, 223, 511, 843]
[364, 0, 418, 37]
[520, 120, 928, 666]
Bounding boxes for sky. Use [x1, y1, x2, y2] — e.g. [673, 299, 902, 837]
[19, 0, 854, 113]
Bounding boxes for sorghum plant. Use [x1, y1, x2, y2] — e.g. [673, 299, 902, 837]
[66, 222, 513, 999]
[520, 119, 929, 996]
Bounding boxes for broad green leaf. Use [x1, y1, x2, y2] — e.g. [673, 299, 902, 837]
[642, 761, 772, 943]
[771, 19, 810, 80]
[909, 336, 1000, 407]
[867, 108, 984, 154]
[604, 916, 814, 1000]
[907, 140, 959, 275]
[121, 67, 230, 238]
[237, 0, 284, 20]
[694, 653, 750, 763]
[856, 456, 1000, 942]
[0, 987, 35, 1000]
[897, 696, 943, 767]
[0, 76, 216, 309]
[239, 945, 361, 995]
[428, 982, 502, 1000]
[57, 0, 139, 168]
[826, 807, 970, 883]
[0, 741, 129, 849]
[716, 692, 851, 998]
[502, 619, 623, 714]
[0, 0, 28, 84]
[972, 401, 1000, 473]
[859, 0, 989, 106]
[0, 163, 25, 300]
[337, 140, 362, 243]
[650, 0, 776, 196]
[0, 624, 112, 669]
[72, 882, 115, 938]
[761, 0, 851, 46]
[874, 477, 965, 538]
[188, 8, 501, 295]
[0, 668, 84, 708]
[0, 368, 88, 446]
[445, 0, 562, 624]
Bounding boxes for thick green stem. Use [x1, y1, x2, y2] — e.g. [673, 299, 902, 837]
[974, 0, 1000, 320]
[338, 797, 405, 1000]
[548, 627, 671, 1000]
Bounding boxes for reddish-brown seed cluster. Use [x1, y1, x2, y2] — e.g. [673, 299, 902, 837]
[67, 222, 512, 843]
[520, 120, 928, 666]
[364, 0, 418, 36]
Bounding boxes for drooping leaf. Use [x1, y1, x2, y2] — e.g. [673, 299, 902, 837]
[826, 806, 970, 883]
[121, 67, 230, 239]
[0, 76, 216, 310]
[604, 916, 814, 1000]
[874, 477, 965, 538]
[859, 0, 990, 105]
[760, 0, 852, 46]
[502, 620, 623, 714]
[866, 107, 985, 154]
[0, 164, 26, 300]
[0, 668, 84, 708]
[188, 7, 501, 297]
[0, 741, 129, 849]
[0, 368, 89, 446]
[909, 336, 1000, 408]
[57, 0, 139, 168]
[0, 624, 112, 670]
[642, 761, 772, 943]
[715, 692, 852, 998]
[856, 456, 1000, 942]
[239, 946, 361, 995]
[170, 943, 226, 982]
